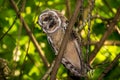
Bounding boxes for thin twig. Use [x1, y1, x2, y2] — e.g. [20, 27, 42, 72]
[103, 0, 114, 14]
[83, 40, 120, 46]
[65, 0, 71, 19]
[9, 0, 49, 68]
[98, 53, 120, 80]
[50, 0, 82, 80]
[92, 14, 113, 21]
[41, 61, 55, 80]
[19, 40, 30, 80]
[115, 25, 120, 35]
[20, 0, 26, 12]
[86, 0, 95, 66]
[0, 17, 17, 41]
[89, 7, 120, 63]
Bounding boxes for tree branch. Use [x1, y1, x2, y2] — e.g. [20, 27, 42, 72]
[50, 0, 82, 80]
[83, 40, 120, 46]
[0, 17, 17, 41]
[98, 53, 120, 80]
[41, 61, 55, 80]
[89, 7, 120, 63]
[103, 0, 114, 14]
[9, 0, 49, 68]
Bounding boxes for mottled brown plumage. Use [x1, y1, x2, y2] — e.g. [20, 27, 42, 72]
[38, 9, 87, 76]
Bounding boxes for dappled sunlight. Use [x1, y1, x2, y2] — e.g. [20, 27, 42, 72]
[13, 47, 21, 62]
[96, 53, 106, 62]
[40, 42, 46, 48]
[47, 1, 53, 5]
[94, 46, 119, 63]
[14, 69, 20, 76]
[96, 0, 104, 6]
[29, 66, 40, 76]
[23, 74, 33, 80]
[0, 0, 120, 80]
[26, 7, 31, 14]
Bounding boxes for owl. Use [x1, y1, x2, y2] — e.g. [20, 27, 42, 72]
[38, 9, 88, 77]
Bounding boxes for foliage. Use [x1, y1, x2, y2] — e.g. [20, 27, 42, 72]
[0, 0, 120, 80]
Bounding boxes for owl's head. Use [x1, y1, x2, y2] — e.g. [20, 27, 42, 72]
[38, 10, 62, 33]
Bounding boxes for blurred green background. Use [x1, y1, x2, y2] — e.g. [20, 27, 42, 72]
[0, 0, 120, 80]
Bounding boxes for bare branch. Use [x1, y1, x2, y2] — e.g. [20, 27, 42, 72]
[103, 0, 114, 14]
[41, 61, 55, 80]
[0, 17, 17, 41]
[98, 53, 120, 80]
[9, 0, 49, 68]
[83, 40, 120, 46]
[115, 25, 120, 35]
[89, 7, 120, 63]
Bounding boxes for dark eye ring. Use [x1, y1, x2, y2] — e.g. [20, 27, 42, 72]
[44, 17, 49, 21]
[44, 15, 53, 21]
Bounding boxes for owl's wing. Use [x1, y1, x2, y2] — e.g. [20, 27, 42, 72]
[47, 36, 58, 55]
[61, 31, 88, 76]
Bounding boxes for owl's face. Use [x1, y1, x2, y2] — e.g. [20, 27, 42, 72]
[38, 10, 62, 33]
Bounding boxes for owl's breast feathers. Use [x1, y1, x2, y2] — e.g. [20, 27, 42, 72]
[48, 29, 87, 76]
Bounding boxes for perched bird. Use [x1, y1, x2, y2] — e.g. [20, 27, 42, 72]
[38, 9, 88, 77]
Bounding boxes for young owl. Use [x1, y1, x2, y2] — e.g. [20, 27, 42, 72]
[38, 9, 87, 76]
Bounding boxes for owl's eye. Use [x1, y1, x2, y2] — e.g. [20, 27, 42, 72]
[38, 10, 62, 33]
[43, 15, 56, 28]
[44, 16, 52, 21]
[44, 17, 49, 21]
